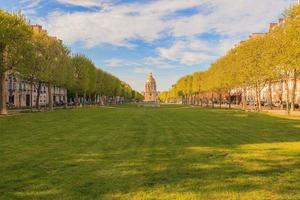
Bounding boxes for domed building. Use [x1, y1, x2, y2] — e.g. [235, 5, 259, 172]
[144, 72, 158, 102]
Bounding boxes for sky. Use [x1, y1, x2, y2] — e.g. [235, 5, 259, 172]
[0, 0, 298, 92]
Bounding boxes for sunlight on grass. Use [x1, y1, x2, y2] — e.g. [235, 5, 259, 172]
[1, 107, 300, 199]
[264, 112, 300, 121]
[15, 189, 61, 197]
[233, 114, 249, 118]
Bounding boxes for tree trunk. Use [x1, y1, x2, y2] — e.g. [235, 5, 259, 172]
[268, 81, 273, 110]
[64, 89, 68, 109]
[242, 87, 247, 111]
[83, 92, 86, 106]
[30, 81, 34, 110]
[219, 93, 222, 109]
[75, 92, 79, 107]
[211, 93, 214, 108]
[284, 79, 290, 115]
[258, 88, 262, 112]
[291, 70, 297, 111]
[100, 95, 103, 105]
[255, 81, 262, 112]
[228, 91, 231, 109]
[35, 81, 41, 109]
[0, 72, 8, 115]
[48, 83, 53, 111]
[280, 80, 284, 110]
[0, 44, 8, 115]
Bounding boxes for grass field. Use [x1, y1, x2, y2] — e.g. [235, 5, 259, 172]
[1, 105, 300, 200]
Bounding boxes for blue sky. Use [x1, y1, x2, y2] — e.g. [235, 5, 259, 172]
[0, 0, 297, 91]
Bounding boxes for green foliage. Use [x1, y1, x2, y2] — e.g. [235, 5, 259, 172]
[69, 54, 141, 99]
[0, 10, 32, 73]
[0, 9, 141, 112]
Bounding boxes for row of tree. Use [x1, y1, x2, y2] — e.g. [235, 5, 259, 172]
[0, 10, 143, 115]
[160, 4, 300, 113]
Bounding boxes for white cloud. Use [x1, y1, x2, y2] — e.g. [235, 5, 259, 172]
[144, 57, 177, 69]
[104, 56, 182, 71]
[133, 67, 152, 74]
[39, 0, 297, 68]
[55, 0, 109, 7]
[43, 0, 296, 48]
[42, 0, 205, 47]
[19, 0, 41, 15]
[104, 58, 124, 67]
[23, 0, 298, 90]
[156, 38, 238, 66]
[104, 58, 142, 68]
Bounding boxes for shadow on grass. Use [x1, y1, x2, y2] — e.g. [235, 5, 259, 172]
[1, 107, 300, 199]
[64, 143, 300, 199]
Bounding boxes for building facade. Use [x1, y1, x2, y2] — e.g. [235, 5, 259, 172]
[5, 72, 67, 108]
[240, 78, 300, 105]
[143, 72, 158, 101]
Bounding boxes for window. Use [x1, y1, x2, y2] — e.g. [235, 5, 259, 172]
[8, 80, 13, 90]
[9, 95, 14, 104]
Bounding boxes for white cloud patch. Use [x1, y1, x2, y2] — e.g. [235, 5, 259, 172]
[104, 58, 125, 67]
[19, 0, 42, 15]
[157, 38, 237, 66]
[21, 0, 298, 90]
[42, 0, 205, 47]
[55, 0, 109, 7]
[144, 57, 177, 69]
[43, 0, 296, 47]
[134, 67, 152, 74]
[40, 0, 297, 65]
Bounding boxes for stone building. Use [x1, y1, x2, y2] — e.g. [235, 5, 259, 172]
[143, 72, 158, 102]
[5, 71, 67, 108]
[238, 78, 300, 106]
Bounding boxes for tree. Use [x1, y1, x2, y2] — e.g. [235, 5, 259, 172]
[0, 10, 32, 114]
[282, 5, 300, 111]
[70, 54, 90, 106]
[38, 36, 70, 110]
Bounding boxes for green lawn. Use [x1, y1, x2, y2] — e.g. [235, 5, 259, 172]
[1, 105, 300, 200]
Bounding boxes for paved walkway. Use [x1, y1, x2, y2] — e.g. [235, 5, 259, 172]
[262, 109, 300, 116]
[189, 104, 300, 116]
